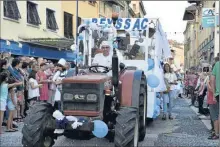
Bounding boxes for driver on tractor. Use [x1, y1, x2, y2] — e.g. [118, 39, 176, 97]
[91, 41, 123, 75]
[92, 41, 112, 68]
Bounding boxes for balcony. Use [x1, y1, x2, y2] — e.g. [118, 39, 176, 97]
[183, 5, 197, 21]
[107, 0, 127, 8]
[188, 1, 201, 6]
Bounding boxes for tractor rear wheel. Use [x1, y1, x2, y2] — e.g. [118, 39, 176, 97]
[114, 107, 139, 147]
[139, 75, 147, 141]
[22, 102, 55, 147]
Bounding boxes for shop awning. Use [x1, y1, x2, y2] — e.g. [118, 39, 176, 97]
[183, 5, 197, 21]
[20, 37, 75, 50]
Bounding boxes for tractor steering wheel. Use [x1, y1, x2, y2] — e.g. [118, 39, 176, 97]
[89, 65, 110, 73]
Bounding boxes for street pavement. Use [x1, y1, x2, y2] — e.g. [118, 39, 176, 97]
[0, 97, 219, 147]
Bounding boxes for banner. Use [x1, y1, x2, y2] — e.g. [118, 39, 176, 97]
[202, 8, 215, 28]
[83, 18, 149, 30]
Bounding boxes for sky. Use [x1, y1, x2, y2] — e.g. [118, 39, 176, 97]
[143, 1, 191, 43]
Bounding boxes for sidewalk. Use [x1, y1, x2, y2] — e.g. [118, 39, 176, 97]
[145, 97, 219, 147]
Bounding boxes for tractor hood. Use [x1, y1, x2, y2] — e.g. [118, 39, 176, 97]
[62, 74, 111, 84]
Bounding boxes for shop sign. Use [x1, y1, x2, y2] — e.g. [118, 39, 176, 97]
[202, 8, 215, 28]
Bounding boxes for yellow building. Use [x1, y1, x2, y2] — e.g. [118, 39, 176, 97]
[169, 40, 184, 69]
[0, 0, 76, 60]
[0, 0, 63, 41]
[61, 1, 99, 38]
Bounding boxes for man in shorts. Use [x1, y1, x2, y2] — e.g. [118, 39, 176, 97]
[210, 61, 220, 139]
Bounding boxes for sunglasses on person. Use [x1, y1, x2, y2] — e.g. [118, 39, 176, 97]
[101, 46, 110, 50]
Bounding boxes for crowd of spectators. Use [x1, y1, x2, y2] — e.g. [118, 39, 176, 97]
[0, 52, 75, 134]
[184, 55, 219, 140]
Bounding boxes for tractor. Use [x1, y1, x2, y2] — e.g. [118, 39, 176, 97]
[22, 14, 148, 147]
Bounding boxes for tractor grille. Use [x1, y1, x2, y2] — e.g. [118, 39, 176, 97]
[63, 102, 98, 111]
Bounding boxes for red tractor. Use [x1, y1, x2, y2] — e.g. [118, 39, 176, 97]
[22, 13, 148, 147]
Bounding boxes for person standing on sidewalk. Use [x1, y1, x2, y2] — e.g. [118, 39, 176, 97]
[210, 61, 220, 139]
[207, 64, 219, 139]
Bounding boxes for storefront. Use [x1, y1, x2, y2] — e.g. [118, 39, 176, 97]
[0, 39, 77, 61]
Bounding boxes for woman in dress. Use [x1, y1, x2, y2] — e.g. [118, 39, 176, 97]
[36, 63, 51, 102]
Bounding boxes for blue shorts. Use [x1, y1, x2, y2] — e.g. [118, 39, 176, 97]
[7, 99, 15, 111]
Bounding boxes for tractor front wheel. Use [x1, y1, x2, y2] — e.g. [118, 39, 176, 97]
[22, 102, 55, 147]
[114, 107, 139, 147]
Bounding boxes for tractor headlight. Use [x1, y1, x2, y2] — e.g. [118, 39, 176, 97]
[74, 94, 86, 101]
[63, 93, 74, 100]
[86, 94, 97, 102]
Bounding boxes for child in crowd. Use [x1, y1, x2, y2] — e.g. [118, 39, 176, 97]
[0, 72, 22, 134]
[28, 71, 42, 106]
[6, 85, 18, 132]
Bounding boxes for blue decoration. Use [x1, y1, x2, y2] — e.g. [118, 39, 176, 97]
[147, 74, 160, 88]
[156, 98, 160, 106]
[92, 120, 108, 138]
[148, 58, 154, 71]
[85, 20, 90, 26]
[78, 34, 84, 41]
[55, 117, 69, 129]
[113, 42, 118, 49]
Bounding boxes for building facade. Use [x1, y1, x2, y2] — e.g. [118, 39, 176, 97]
[62, 1, 99, 38]
[169, 40, 184, 69]
[0, 0, 75, 60]
[99, 1, 130, 18]
[183, 0, 216, 69]
[130, 1, 146, 17]
[1, 0, 63, 41]
[183, 22, 196, 70]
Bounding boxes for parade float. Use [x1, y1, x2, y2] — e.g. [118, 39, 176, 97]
[22, 13, 171, 147]
[78, 17, 171, 121]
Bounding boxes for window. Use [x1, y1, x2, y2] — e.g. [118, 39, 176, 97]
[212, 32, 215, 39]
[104, 3, 106, 14]
[3, 0, 21, 20]
[77, 17, 82, 27]
[88, 1, 96, 5]
[27, 1, 41, 25]
[46, 9, 58, 31]
[64, 12, 73, 38]
[133, 4, 136, 11]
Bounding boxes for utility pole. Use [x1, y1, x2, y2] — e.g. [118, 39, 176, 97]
[75, 0, 79, 75]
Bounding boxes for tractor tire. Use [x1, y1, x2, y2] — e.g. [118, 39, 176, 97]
[114, 107, 139, 147]
[139, 74, 147, 141]
[22, 102, 55, 147]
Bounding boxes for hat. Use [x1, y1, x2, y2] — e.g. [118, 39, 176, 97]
[100, 41, 110, 48]
[58, 58, 66, 67]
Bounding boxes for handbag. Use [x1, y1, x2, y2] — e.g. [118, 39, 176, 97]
[164, 78, 170, 93]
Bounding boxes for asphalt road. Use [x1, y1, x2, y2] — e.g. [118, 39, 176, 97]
[0, 97, 219, 147]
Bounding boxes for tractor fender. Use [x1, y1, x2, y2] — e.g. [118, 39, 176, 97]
[119, 70, 145, 108]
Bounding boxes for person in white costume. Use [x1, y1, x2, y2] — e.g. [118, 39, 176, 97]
[92, 41, 122, 75]
[92, 41, 112, 68]
[53, 58, 68, 110]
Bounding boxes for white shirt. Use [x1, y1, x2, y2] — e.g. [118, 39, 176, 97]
[92, 53, 112, 67]
[164, 72, 177, 90]
[28, 78, 40, 99]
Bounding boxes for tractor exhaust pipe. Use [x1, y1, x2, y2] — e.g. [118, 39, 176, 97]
[112, 12, 119, 88]
[112, 48, 119, 87]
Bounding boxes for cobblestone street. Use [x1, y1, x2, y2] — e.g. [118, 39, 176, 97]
[0, 97, 219, 147]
